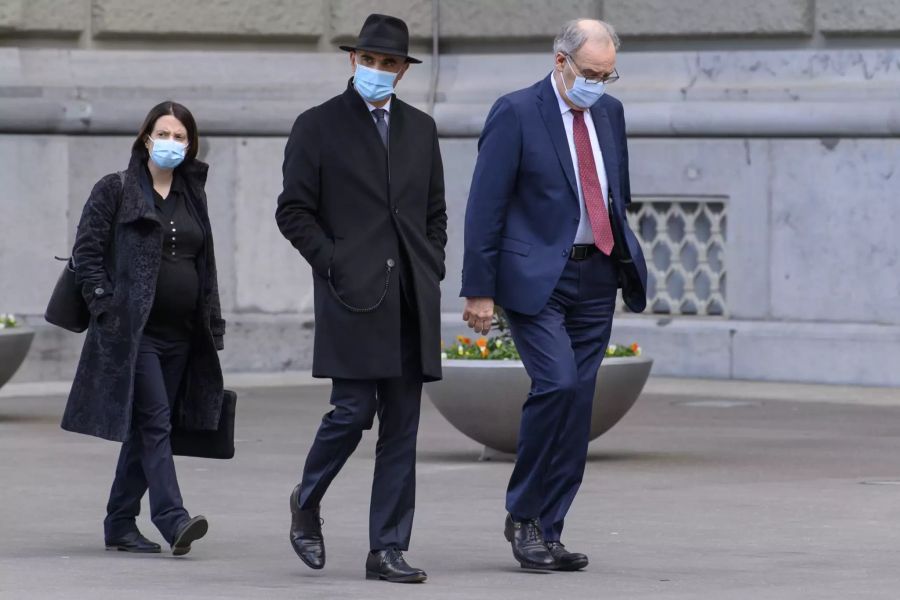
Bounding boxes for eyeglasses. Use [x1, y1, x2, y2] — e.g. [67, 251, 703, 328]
[565, 54, 620, 85]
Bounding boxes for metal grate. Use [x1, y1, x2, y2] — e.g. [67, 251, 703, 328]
[618, 197, 727, 316]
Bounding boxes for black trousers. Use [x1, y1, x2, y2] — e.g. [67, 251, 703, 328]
[297, 298, 423, 551]
[104, 334, 191, 545]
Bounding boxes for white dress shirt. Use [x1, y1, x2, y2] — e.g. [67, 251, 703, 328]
[365, 97, 392, 126]
[551, 73, 610, 245]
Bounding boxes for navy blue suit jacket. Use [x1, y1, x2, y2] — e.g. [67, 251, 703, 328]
[460, 75, 648, 316]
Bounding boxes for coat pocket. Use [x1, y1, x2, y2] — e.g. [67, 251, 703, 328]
[499, 236, 532, 256]
[87, 291, 115, 319]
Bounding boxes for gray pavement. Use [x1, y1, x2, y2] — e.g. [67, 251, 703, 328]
[3, 380, 900, 599]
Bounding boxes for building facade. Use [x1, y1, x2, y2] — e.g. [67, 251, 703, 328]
[1, 0, 899, 386]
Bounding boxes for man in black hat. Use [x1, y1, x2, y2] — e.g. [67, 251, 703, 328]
[276, 13, 446, 584]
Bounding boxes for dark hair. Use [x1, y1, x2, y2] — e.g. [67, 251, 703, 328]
[131, 101, 199, 162]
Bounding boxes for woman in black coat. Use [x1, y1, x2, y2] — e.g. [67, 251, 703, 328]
[63, 101, 226, 556]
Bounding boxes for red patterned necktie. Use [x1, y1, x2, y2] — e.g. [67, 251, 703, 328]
[571, 110, 615, 255]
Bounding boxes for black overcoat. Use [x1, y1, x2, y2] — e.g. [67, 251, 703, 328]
[276, 83, 447, 382]
[62, 152, 226, 442]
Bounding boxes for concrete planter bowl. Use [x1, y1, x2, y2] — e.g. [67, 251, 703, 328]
[0, 327, 35, 390]
[426, 356, 653, 455]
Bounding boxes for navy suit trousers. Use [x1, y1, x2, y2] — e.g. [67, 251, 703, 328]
[104, 334, 191, 545]
[297, 296, 423, 551]
[504, 250, 619, 541]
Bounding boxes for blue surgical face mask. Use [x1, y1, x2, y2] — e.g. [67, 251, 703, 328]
[353, 64, 397, 102]
[562, 56, 606, 109]
[149, 138, 187, 169]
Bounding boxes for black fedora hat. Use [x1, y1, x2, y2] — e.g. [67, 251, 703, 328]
[339, 13, 422, 64]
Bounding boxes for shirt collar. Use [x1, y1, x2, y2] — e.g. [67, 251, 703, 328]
[150, 170, 184, 203]
[365, 97, 392, 114]
[551, 71, 577, 117]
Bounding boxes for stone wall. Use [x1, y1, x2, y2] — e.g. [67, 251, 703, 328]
[3, 1, 900, 45]
[2, 0, 899, 387]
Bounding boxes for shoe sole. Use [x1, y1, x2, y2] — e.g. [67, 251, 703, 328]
[517, 561, 557, 570]
[289, 486, 325, 570]
[171, 517, 208, 556]
[365, 570, 427, 583]
[104, 545, 161, 554]
[551, 558, 589, 571]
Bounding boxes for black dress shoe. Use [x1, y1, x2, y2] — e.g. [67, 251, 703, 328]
[171, 515, 208, 556]
[289, 484, 325, 570]
[504, 514, 555, 570]
[365, 548, 427, 583]
[105, 530, 161, 554]
[547, 541, 589, 571]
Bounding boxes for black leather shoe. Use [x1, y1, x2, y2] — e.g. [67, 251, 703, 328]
[365, 548, 427, 583]
[504, 514, 555, 570]
[171, 515, 208, 556]
[105, 530, 161, 554]
[289, 484, 325, 570]
[547, 541, 589, 571]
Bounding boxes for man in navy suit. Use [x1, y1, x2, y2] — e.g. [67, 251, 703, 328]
[460, 19, 647, 571]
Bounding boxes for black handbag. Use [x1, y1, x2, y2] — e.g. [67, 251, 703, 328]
[45, 171, 124, 333]
[171, 389, 237, 460]
[44, 257, 90, 333]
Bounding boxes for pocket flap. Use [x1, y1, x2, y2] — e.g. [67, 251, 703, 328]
[499, 236, 532, 256]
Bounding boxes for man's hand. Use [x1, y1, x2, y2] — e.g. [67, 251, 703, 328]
[462, 297, 495, 335]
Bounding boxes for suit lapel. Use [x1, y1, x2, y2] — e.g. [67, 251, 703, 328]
[537, 76, 578, 200]
[342, 84, 388, 157]
[387, 99, 406, 188]
[342, 84, 390, 202]
[590, 103, 622, 210]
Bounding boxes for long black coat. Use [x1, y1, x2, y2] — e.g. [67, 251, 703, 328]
[62, 152, 226, 442]
[276, 83, 447, 382]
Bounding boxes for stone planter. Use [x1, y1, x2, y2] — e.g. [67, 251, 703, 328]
[426, 356, 653, 455]
[0, 327, 35, 390]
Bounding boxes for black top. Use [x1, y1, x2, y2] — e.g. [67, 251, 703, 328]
[143, 173, 205, 340]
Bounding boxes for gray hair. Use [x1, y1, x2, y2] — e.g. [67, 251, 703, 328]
[553, 19, 620, 56]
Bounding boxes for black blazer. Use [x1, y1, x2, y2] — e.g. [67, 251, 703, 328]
[276, 82, 447, 381]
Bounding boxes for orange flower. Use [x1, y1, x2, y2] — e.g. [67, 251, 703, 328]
[630, 342, 639, 352]
[456, 335, 471, 346]
[475, 337, 488, 348]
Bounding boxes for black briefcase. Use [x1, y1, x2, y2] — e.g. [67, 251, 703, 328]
[171, 389, 237, 459]
[45, 257, 90, 333]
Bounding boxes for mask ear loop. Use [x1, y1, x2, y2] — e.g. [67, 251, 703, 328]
[560, 55, 578, 95]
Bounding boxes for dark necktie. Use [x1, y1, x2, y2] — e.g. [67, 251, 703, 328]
[571, 110, 615, 255]
[372, 108, 388, 148]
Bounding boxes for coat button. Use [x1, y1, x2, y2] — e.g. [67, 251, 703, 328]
[561, 250, 568, 256]
[94, 287, 105, 296]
